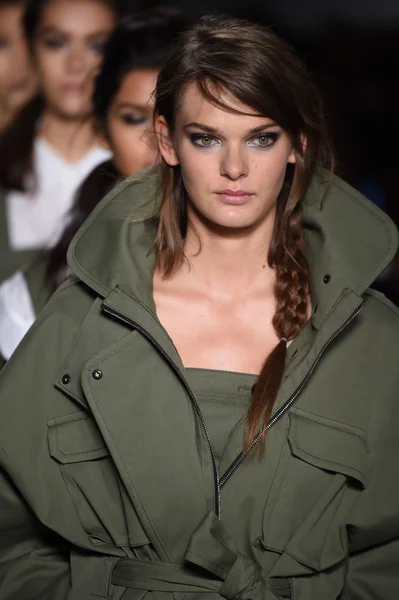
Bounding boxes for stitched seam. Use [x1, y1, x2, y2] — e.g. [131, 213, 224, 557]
[85, 372, 170, 562]
[59, 298, 100, 378]
[225, 562, 239, 597]
[185, 551, 228, 573]
[316, 487, 347, 571]
[293, 413, 365, 442]
[87, 333, 142, 369]
[294, 444, 363, 477]
[51, 415, 107, 458]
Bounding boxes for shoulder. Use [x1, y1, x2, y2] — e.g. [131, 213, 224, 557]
[362, 288, 399, 331]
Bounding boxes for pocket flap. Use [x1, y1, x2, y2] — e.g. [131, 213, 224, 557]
[48, 412, 109, 464]
[288, 407, 368, 486]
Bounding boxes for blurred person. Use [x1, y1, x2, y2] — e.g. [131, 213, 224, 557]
[0, 14, 399, 600]
[0, 8, 186, 364]
[0, 0, 121, 284]
[0, 0, 37, 131]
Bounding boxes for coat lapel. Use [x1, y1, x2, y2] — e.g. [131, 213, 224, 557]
[81, 287, 215, 564]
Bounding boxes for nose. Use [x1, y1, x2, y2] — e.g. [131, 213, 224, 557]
[220, 144, 248, 180]
[66, 48, 86, 74]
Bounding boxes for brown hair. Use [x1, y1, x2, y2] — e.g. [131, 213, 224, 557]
[154, 14, 333, 453]
[0, 0, 122, 192]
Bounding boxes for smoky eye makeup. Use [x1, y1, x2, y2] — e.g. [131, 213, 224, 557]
[116, 108, 150, 126]
[0, 37, 10, 50]
[189, 133, 219, 147]
[248, 131, 281, 147]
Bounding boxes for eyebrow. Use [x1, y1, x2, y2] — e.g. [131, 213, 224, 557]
[38, 27, 112, 39]
[183, 121, 278, 136]
[115, 102, 151, 112]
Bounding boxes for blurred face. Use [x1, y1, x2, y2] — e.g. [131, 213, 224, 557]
[156, 83, 296, 232]
[106, 68, 159, 176]
[34, 0, 116, 120]
[0, 3, 37, 123]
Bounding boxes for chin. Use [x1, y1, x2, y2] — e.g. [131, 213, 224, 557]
[58, 104, 92, 121]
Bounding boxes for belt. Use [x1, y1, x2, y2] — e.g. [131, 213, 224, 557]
[111, 557, 291, 598]
[112, 558, 221, 593]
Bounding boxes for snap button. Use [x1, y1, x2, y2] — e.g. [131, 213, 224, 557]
[61, 374, 71, 385]
[92, 369, 103, 380]
[323, 274, 331, 284]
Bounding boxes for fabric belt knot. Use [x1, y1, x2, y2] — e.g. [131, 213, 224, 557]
[112, 512, 291, 599]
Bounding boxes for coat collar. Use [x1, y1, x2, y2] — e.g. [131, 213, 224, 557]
[68, 165, 398, 331]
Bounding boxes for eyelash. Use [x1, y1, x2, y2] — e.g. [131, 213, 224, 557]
[42, 38, 65, 50]
[41, 38, 106, 54]
[120, 114, 148, 126]
[190, 132, 280, 148]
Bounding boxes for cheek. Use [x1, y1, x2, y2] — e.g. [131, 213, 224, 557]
[108, 122, 152, 176]
[35, 52, 60, 88]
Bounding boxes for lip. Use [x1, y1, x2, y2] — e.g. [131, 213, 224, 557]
[217, 189, 251, 196]
[62, 83, 85, 93]
[216, 189, 253, 205]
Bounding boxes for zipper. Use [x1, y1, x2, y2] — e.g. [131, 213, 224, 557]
[219, 301, 364, 488]
[101, 304, 221, 518]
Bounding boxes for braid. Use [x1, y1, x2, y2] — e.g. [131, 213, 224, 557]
[244, 203, 310, 453]
[272, 205, 310, 340]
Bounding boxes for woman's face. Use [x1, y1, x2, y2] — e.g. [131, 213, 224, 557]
[34, 0, 116, 120]
[156, 83, 296, 232]
[0, 2, 37, 124]
[106, 68, 159, 177]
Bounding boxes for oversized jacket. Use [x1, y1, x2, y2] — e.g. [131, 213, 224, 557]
[0, 166, 398, 600]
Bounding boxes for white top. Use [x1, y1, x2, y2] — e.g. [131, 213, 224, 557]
[6, 137, 111, 250]
[0, 270, 35, 360]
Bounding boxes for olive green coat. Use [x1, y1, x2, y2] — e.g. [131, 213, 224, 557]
[0, 166, 398, 600]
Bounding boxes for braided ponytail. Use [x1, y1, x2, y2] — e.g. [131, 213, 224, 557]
[244, 195, 310, 452]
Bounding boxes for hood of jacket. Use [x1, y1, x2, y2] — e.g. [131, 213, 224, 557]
[67, 165, 398, 331]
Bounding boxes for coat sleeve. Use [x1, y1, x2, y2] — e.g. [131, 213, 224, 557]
[0, 281, 89, 599]
[341, 373, 399, 600]
[0, 468, 70, 599]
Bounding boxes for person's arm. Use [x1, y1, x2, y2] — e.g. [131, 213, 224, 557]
[0, 468, 70, 599]
[0, 279, 93, 598]
[341, 375, 399, 599]
[341, 536, 399, 600]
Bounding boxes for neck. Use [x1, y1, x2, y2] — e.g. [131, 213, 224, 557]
[182, 207, 276, 299]
[38, 109, 101, 163]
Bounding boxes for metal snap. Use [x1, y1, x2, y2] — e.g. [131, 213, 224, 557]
[323, 274, 331, 284]
[92, 369, 103, 380]
[61, 374, 71, 385]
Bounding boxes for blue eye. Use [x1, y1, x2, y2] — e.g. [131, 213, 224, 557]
[190, 134, 219, 147]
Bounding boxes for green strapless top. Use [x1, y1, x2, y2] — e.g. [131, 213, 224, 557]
[185, 368, 257, 466]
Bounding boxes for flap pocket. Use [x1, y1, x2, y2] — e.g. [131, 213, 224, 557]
[288, 407, 368, 486]
[48, 412, 109, 464]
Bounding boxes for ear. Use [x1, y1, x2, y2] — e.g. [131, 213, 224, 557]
[288, 134, 307, 164]
[154, 115, 179, 166]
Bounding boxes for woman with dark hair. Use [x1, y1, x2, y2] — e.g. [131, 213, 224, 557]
[0, 0, 37, 131]
[0, 14, 398, 600]
[0, 0, 120, 284]
[0, 8, 186, 364]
